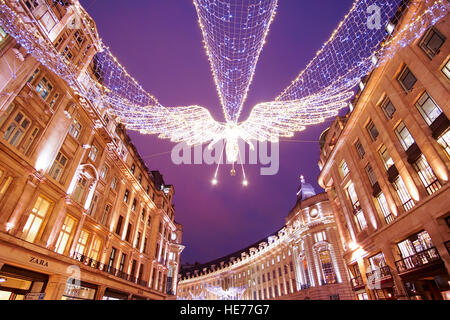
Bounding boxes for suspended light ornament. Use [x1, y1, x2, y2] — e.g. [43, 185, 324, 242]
[0, 0, 448, 182]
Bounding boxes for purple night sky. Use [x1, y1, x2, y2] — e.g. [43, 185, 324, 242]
[80, 0, 354, 264]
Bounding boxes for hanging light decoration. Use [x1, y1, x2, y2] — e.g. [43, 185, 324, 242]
[0, 0, 448, 180]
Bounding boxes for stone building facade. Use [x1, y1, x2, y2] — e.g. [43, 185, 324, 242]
[178, 179, 354, 300]
[317, 3, 450, 300]
[0, 0, 183, 300]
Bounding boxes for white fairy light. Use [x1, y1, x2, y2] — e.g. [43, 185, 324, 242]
[0, 0, 447, 170]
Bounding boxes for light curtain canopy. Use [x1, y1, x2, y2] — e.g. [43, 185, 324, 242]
[0, 0, 448, 164]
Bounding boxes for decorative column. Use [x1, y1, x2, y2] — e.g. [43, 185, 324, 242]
[44, 274, 69, 300]
[95, 285, 106, 300]
[4, 175, 41, 235]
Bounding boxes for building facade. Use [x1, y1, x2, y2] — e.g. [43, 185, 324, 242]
[0, 0, 183, 300]
[178, 179, 354, 300]
[318, 3, 450, 300]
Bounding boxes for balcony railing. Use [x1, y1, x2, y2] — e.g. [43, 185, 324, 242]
[71, 252, 151, 289]
[384, 213, 395, 225]
[366, 266, 392, 279]
[350, 276, 365, 290]
[395, 247, 442, 274]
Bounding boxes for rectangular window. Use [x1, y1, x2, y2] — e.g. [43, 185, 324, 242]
[355, 140, 365, 159]
[314, 231, 327, 243]
[24, 0, 39, 11]
[88, 236, 102, 261]
[143, 237, 148, 253]
[123, 189, 130, 203]
[397, 231, 434, 259]
[107, 247, 117, 272]
[88, 145, 98, 162]
[110, 177, 118, 191]
[87, 194, 98, 217]
[339, 160, 349, 178]
[398, 66, 417, 92]
[412, 154, 441, 195]
[55, 215, 77, 255]
[48, 152, 68, 182]
[415, 92, 442, 126]
[22, 127, 39, 155]
[437, 129, 450, 157]
[3, 112, 31, 147]
[366, 120, 379, 141]
[376, 193, 394, 224]
[119, 253, 126, 272]
[75, 230, 90, 255]
[380, 98, 396, 119]
[135, 232, 141, 249]
[442, 59, 450, 80]
[125, 223, 132, 242]
[347, 183, 367, 231]
[36, 77, 53, 100]
[69, 119, 82, 140]
[22, 196, 52, 243]
[0, 27, 8, 45]
[115, 215, 123, 235]
[131, 198, 137, 211]
[100, 165, 108, 180]
[27, 68, 40, 84]
[420, 27, 446, 58]
[392, 176, 415, 211]
[378, 145, 395, 170]
[72, 176, 87, 204]
[101, 204, 111, 225]
[395, 122, 415, 151]
[365, 164, 377, 186]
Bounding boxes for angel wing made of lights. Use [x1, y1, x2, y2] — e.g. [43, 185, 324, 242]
[0, 0, 448, 167]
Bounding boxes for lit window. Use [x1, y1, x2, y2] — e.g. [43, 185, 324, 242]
[392, 176, 415, 211]
[378, 145, 395, 170]
[397, 66, 417, 92]
[318, 249, 337, 285]
[437, 129, 450, 157]
[48, 152, 68, 182]
[355, 140, 365, 159]
[339, 160, 349, 178]
[69, 119, 82, 140]
[397, 231, 434, 259]
[36, 77, 53, 100]
[366, 120, 379, 141]
[314, 231, 327, 243]
[419, 27, 446, 58]
[0, 175, 13, 201]
[347, 183, 367, 231]
[376, 193, 394, 224]
[22, 196, 52, 243]
[380, 97, 396, 120]
[394, 122, 415, 151]
[442, 59, 450, 80]
[55, 215, 77, 255]
[3, 112, 31, 147]
[75, 230, 90, 255]
[412, 154, 441, 195]
[415, 92, 442, 126]
[88, 145, 98, 161]
[0, 27, 8, 45]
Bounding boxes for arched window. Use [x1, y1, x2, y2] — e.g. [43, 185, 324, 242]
[318, 248, 337, 285]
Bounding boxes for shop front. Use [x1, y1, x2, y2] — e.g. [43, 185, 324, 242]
[0, 264, 48, 300]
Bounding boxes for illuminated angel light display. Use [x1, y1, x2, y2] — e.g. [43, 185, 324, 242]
[0, 0, 448, 182]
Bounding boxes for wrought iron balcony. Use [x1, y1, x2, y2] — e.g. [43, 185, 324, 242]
[366, 265, 392, 279]
[395, 247, 442, 274]
[350, 276, 365, 291]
